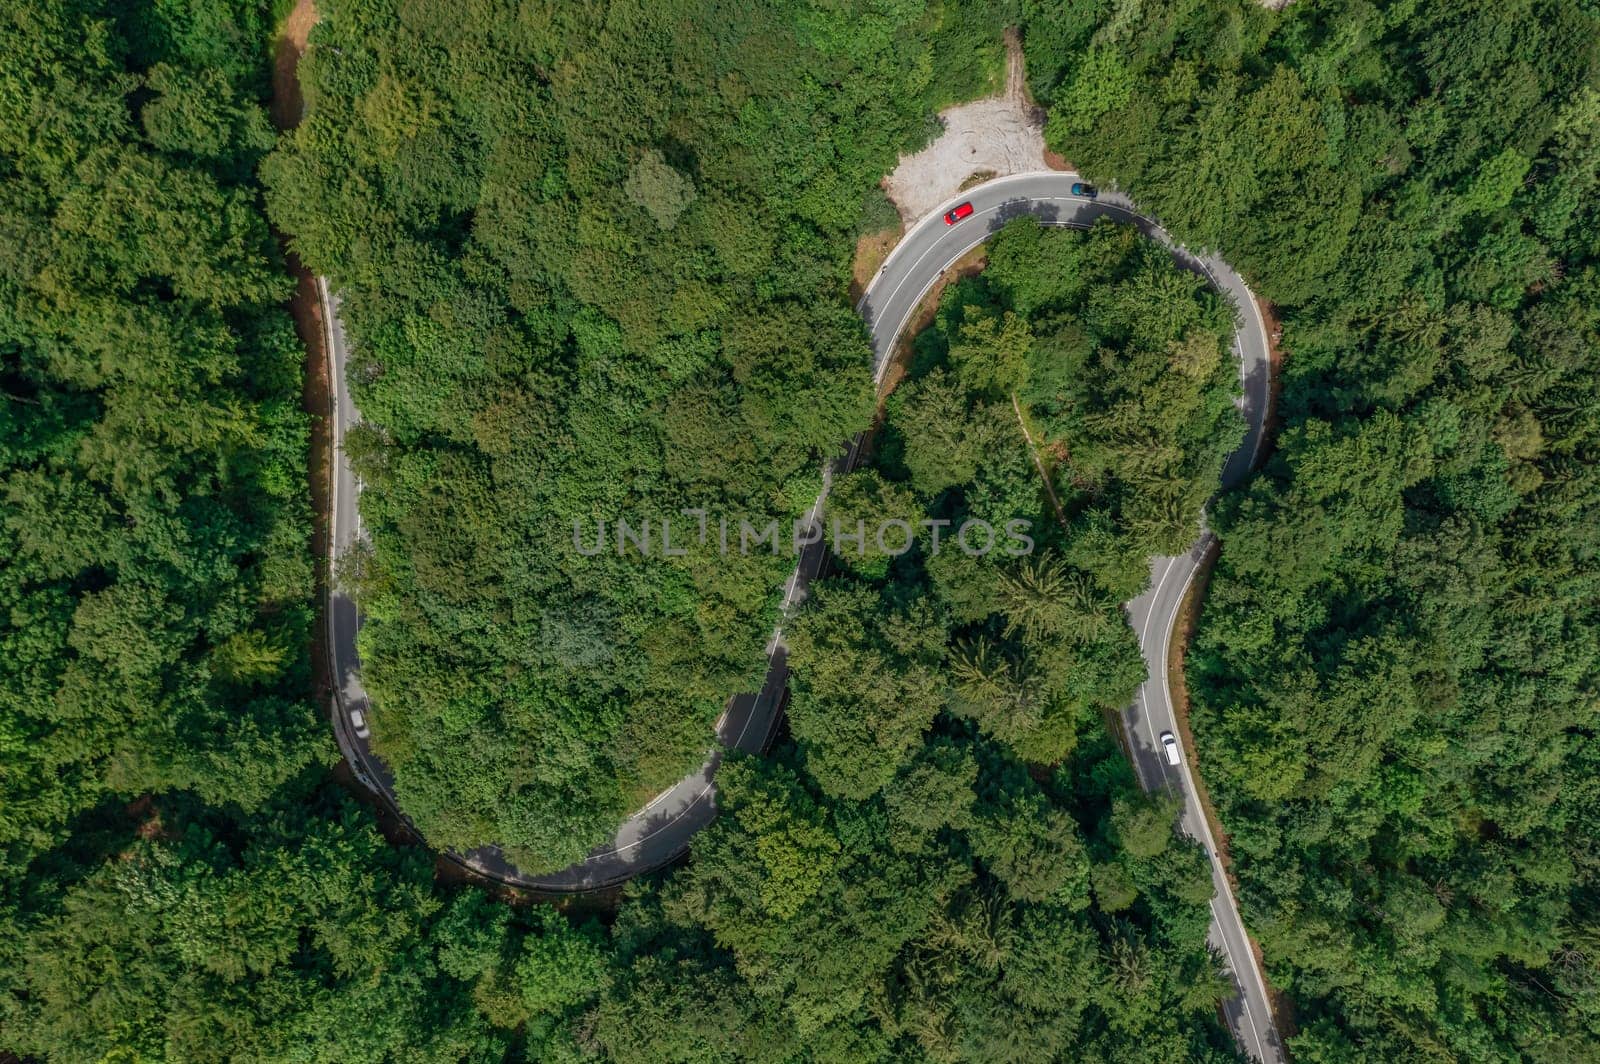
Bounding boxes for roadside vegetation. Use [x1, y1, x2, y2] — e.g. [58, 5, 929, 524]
[1027, 0, 1600, 1056]
[621, 216, 1249, 1059]
[2, 0, 1245, 1050]
[0, 0, 323, 892]
[6, 195, 1247, 1058]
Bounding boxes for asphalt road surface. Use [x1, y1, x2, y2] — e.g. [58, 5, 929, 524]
[322, 171, 1283, 1060]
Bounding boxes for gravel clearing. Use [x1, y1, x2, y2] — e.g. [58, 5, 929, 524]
[883, 34, 1051, 224]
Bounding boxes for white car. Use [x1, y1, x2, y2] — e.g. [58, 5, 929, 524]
[350, 707, 371, 740]
[1160, 730, 1181, 766]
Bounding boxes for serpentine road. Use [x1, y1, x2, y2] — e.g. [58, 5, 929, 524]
[324, 170, 1283, 1062]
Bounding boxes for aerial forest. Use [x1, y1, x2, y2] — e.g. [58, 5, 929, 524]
[4, 0, 1600, 1061]
[262, 0, 1007, 869]
[1027, 0, 1600, 1056]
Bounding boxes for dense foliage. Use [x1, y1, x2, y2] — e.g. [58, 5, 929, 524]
[1026, 0, 1600, 1055]
[4, 746, 1229, 1064]
[563, 216, 1252, 1061]
[262, 0, 1009, 869]
[0, 0, 322, 885]
[786, 217, 1239, 789]
[2, 788, 603, 1062]
[581, 740, 1235, 1063]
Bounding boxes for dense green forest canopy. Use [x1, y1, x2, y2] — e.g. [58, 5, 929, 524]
[573, 215, 1257, 1059]
[1026, 0, 1600, 1056]
[2, 1, 1256, 1050]
[262, 0, 1010, 869]
[6, 742, 1235, 1063]
[785, 217, 1240, 793]
[0, 0, 323, 888]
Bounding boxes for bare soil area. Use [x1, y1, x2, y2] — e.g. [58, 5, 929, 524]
[958, 168, 1000, 192]
[271, 0, 317, 128]
[882, 30, 1049, 224]
[1043, 147, 1073, 171]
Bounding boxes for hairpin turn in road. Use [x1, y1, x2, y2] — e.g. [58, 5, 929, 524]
[323, 170, 1284, 1061]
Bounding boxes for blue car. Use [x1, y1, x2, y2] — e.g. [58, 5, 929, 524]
[1071, 181, 1098, 198]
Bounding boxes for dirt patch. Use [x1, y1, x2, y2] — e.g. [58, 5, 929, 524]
[1043, 147, 1073, 172]
[270, 0, 317, 129]
[850, 226, 903, 306]
[290, 270, 333, 705]
[958, 169, 1000, 193]
[882, 29, 1049, 224]
[125, 795, 171, 841]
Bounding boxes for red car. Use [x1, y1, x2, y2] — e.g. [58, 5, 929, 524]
[944, 201, 974, 225]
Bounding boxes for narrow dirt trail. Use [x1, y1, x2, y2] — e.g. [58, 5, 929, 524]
[1010, 393, 1070, 531]
[269, 0, 334, 710]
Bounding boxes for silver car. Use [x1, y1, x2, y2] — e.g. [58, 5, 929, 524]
[350, 707, 371, 740]
[1160, 730, 1180, 766]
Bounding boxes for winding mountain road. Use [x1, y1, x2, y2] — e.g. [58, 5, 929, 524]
[324, 170, 1282, 1061]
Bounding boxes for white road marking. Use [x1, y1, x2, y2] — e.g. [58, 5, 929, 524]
[1136, 556, 1181, 788]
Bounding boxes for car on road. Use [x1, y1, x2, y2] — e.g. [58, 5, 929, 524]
[351, 707, 371, 739]
[1160, 730, 1181, 765]
[944, 201, 974, 225]
[1071, 181, 1098, 198]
